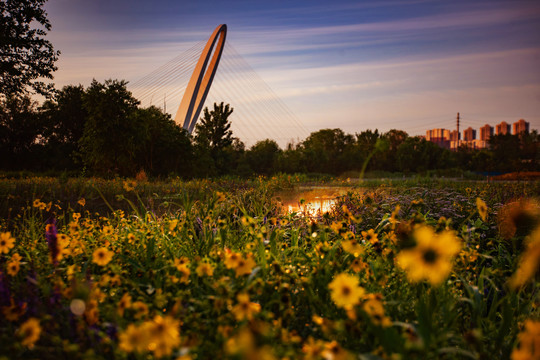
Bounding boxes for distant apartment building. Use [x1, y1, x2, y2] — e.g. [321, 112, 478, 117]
[479, 124, 493, 141]
[463, 127, 476, 141]
[495, 121, 511, 135]
[426, 118, 532, 151]
[513, 119, 529, 135]
[425, 129, 450, 149]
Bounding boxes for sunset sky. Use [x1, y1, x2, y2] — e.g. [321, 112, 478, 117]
[44, 0, 540, 138]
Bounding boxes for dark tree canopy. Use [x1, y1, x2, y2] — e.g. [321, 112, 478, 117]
[194, 102, 234, 151]
[0, 0, 60, 98]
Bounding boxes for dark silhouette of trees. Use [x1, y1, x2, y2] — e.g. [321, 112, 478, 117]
[301, 128, 355, 174]
[0, 95, 44, 169]
[40, 85, 87, 169]
[247, 139, 281, 175]
[194, 102, 236, 176]
[134, 106, 193, 177]
[0, 0, 60, 98]
[79, 79, 142, 176]
[0, 78, 536, 178]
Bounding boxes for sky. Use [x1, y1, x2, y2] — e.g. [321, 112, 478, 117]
[43, 0, 540, 139]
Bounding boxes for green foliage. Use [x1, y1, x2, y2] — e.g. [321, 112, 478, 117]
[78, 79, 143, 176]
[133, 106, 193, 177]
[0, 95, 44, 169]
[194, 102, 236, 175]
[247, 139, 281, 175]
[0, 0, 60, 97]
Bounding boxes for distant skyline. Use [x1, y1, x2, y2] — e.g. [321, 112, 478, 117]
[44, 0, 540, 137]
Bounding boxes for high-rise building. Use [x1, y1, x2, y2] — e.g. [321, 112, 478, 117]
[479, 124, 493, 141]
[463, 127, 476, 141]
[426, 128, 450, 149]
[513, 119, 529, 135]
[495, 121, 511, 135]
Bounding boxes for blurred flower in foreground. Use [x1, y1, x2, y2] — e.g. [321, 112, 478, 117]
[196, 262, 215, 277]
[396, 226, 461, 286]
[17, 317, 41, 349]
[498, 198, 540, 240]
[509, 226, 540, 289]
[231, 293, 261, 321]
[511, 320, 540, 360]
[476, 198, 488, 222]
[146, 315, 181, 358]
[328, 273, 365, 309]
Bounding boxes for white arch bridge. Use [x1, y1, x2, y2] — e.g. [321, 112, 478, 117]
[129, 24, 309, 148]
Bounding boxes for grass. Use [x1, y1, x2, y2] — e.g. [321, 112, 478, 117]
[0, 175, 538, 359]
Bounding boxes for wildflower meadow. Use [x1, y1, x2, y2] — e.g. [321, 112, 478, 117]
[0, 176, 538, 359]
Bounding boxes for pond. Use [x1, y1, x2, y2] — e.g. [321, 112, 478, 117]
[274, 186, 356, 216]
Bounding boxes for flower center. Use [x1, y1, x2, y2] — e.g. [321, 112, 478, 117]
[341, 286, 351, 296]
[422, 249, 438, 264]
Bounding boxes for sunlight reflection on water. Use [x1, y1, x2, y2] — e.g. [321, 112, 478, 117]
[275, 187, 353, 216]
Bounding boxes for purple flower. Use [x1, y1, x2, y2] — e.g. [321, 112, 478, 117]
[46, 218, 59, 266]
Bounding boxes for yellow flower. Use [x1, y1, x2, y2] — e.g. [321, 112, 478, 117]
[169, 219, 179, 232]
[132, 301, 149, 319]
[510, 227, 540, 289]
[18, 317, 41, 349]
[92, 247, 114, 266]
[78, 198, 86, 207]
[498, 198, 540, 239]
[174, 257, 190, 270]
[231, 293, 261, 321]
[302, 337, 325, 360]
[328, 273, 365, 309]
[330, 221, 344, 234]
[119, 323, 147, 353]
[196, 262, 215, 277]
[361, 229, 378, 245]
[176, 264, 191, 284]
[145, 315, 181, 358]
[7, 255, 21, 276]
[123, 180, 137, 192]
[0, 232, 15, 254]
[2, 298, 27, 322]
[341, 239, 364, 256]
[234, 254, 256, 276]
[102, 225, 113, 236]
[350, 257, 369, 273]
[322, 340, 352, 360]
[476, 198, 488, 222]
[117, 293, 132, 317]
[224, 251, 241, 269]
[511, 320, 540, 360]
[362, 295, 392, 327]
[396, 226, 461, 286]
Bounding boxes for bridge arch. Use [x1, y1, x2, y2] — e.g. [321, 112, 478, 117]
[174, 24, 227, 133]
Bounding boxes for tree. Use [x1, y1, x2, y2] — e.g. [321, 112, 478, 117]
[396, 137, 447, 173]
[39, 85, 88, 169]
[194, 102, 235, 175]
[133, 106, 193, 177]
[79, 79, 142, 176]
[1, 0, 60, 97]
[302, 128, 355, 174]
[0, 94, 44, 169]
[247, 139, 281, 175]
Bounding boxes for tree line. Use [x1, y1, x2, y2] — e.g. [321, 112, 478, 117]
[0, 79, 538, 178]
